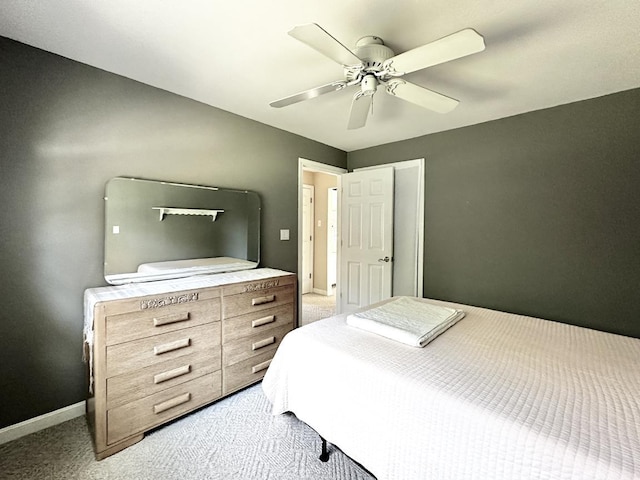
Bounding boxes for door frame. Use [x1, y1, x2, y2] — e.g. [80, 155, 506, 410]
[297, 158, 424, 321]
[297, 158, 347, 321]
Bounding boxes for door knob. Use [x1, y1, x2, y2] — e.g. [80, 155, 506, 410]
[378, 256, 390, 263]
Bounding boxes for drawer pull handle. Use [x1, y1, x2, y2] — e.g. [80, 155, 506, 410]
[252, 359, 272, 374]
[252, 294, 275, 306]
[154, 312, 190, 327]
[154, 364, 191, 384]
[153, 392, 191, 414]
[154, 338, 191, 355]
[252, 315, 276, 328]
[252, 336, 276, 351]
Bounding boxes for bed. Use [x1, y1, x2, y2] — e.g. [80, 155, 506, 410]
[262, 297, 640, 480]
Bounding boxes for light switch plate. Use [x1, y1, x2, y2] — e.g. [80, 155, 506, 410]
[280, 229, 290, 241]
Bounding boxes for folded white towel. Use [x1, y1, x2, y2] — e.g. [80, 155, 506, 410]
[346, 297, 465, 347]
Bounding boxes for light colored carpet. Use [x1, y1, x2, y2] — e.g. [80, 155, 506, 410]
[0, 384, 374, 480]
[301, 293, 336, 324]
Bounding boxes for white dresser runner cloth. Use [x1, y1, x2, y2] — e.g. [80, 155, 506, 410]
[346, 296, 465, 347]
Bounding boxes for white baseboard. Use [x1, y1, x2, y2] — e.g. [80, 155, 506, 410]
[312, 288, 334, 296]
[0, 401, 86, 446]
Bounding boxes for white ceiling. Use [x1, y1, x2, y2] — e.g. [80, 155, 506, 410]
[2, 1, 640, 152]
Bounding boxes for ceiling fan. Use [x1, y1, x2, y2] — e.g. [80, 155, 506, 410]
[270, 23, 485, 129]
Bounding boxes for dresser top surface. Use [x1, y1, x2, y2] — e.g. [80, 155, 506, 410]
[85, 268, 294, 306]
[84, 268, 293, 335]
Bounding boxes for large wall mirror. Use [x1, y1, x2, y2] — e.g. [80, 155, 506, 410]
[104, 177, 260, 285]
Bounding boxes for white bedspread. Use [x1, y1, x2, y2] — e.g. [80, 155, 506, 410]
[262, 298, 640, 480]
[347, 296, 465, 347]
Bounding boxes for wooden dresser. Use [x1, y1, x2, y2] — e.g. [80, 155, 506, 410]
[84, 268, 296, 459]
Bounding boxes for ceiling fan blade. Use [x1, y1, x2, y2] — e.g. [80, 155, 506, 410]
[270, 81, 347, 108]
[289, 23, 362, 67]
[347, 92, 373, 130]
[384, 79, 459, 113]
[383, 28, 485, 76]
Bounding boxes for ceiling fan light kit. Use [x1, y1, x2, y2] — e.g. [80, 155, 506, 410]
[270, 23, 485, 129]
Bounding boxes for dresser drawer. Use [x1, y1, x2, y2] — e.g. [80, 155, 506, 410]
[223, 323, 292, 367]
[222, 274, 295, 296]
[107, 371, 221, 445]
[106, 347, 221, 409]
[223, 285, 294, 318]
[105, 298, 221, 346]
[223, 350, 275, 394]
[106, 322, 220, 377]
[222, 304, 294, 343]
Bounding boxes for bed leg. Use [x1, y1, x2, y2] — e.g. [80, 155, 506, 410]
[319, 436, 330, 462]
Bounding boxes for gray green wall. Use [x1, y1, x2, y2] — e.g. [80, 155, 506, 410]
[349, 88, 640, 339]
[0, 37, 346, 429]
[2, 32, 639, 431]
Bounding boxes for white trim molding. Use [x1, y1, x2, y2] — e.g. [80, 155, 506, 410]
[312, 287, 332, 296]
[0, 401, 86, 446]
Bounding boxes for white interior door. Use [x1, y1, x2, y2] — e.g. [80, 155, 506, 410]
[355, 159, 424, 297]
[302, 184, 314, 294]
[339, 167, 394, 314]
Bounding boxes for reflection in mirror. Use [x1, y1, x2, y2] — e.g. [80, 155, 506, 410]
[104, 177, 260, 285]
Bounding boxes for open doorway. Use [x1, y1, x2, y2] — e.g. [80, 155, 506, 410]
[297, 158, 424, 326]
[298, 159, 346, 326]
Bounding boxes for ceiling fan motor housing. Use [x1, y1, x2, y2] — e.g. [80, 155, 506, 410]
[345, 35, 395, 82]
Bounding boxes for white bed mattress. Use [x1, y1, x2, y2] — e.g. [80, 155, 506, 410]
[262, 297, 640, 480]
